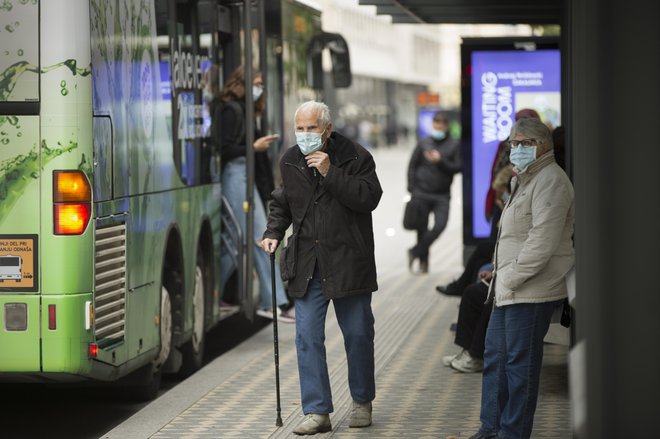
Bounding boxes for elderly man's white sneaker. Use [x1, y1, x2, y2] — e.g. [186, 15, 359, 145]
[293, 414, 331, 435]
[348, 401, 372, 428]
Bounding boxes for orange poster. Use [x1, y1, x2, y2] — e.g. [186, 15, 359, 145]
[0, 235, 38, 291]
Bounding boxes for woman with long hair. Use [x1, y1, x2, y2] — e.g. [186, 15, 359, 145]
[207, 65, 293, 323]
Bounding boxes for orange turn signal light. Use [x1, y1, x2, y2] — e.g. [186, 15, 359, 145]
[53, 170, 91, 203]
[53, 171, 92, 235]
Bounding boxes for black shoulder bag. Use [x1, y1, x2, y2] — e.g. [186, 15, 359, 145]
[280, 179, 319, 281]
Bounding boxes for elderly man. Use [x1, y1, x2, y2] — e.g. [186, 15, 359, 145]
[261, 101, 382, 435]
[470, 117, 574, 439]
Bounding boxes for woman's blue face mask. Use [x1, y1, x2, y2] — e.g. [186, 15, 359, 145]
[252, 85, 263, 101]
[509, 145, 537, 170]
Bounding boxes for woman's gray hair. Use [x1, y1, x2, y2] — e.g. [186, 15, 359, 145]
[294, 101, 331, 129]
[510, 117, 553, 148]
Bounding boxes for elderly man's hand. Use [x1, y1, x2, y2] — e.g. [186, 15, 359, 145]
[305, 151, 331, 176]
[260, 238, 279, 253]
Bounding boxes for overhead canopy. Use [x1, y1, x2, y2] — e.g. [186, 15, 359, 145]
[357, 0, 562, 24]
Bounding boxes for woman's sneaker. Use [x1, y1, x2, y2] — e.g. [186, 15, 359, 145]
[256, 307, 295, 324]
[278, 308, 295, 323]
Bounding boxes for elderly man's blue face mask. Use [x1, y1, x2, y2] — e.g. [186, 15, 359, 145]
[296, 129, 325, 155]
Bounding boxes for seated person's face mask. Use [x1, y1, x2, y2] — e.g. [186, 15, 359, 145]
[296, 129, 325, 155]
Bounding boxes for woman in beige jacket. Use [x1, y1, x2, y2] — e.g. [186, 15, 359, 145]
[470, 118, 574, 439]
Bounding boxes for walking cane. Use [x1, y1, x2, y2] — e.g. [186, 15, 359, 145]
[270, 251, 284, 427]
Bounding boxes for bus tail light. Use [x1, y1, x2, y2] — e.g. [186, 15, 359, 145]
[53, 171, 91, 235]
[48, 304, 56, 330]
[88, 343, 98, 359]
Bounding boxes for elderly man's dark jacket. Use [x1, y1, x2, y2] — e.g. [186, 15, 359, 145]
[263, 131, 382, 299]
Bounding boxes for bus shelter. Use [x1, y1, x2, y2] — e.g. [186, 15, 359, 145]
[358, 0, 660, 438]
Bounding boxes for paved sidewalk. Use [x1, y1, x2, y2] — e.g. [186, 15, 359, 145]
[101, 146, 570, 439]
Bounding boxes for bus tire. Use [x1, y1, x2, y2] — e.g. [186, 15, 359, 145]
[179, 250, 207, 377]
[154, 285, 173, 369]
[125, 283, 173, 400]
[122, 364, 163, 402]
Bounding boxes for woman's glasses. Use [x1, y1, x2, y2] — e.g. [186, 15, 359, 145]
[508, 138, 538, 148]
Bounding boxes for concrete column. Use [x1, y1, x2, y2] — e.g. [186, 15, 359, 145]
[570, 0, 660, 437]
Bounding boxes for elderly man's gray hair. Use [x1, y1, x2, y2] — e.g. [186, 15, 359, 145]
[294, 101, 331, 129]
[510, 117, 553, 148]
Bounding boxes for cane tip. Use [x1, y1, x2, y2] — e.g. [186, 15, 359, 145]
[276, 418, 283, 427]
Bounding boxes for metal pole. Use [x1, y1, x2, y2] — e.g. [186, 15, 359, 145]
[243, 0, 255, 316]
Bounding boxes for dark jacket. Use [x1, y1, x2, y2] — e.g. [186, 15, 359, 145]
[212, 99, 274, 204]
[263, 132, 382, 299]
[407, 135, 462, 195]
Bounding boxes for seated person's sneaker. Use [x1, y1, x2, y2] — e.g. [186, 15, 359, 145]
[450, 351, 484, 373]
[348, 401, 372, 428]
[442, 349, 465, 367]
[293, 414, 331, 435]
[436, 281, 462, 296]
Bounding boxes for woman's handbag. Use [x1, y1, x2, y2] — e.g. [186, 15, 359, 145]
[280, 179, 319, 281]
[403, 196, 425, 230]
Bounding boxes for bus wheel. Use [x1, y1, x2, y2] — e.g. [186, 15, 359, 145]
[126, 285, 172, 400]
[122, 363, 162, 401]
[154, 285, 173, 368]
[179, 252, 206, 377]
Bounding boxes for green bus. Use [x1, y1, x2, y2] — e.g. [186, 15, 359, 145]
[0, 0, 350, 398]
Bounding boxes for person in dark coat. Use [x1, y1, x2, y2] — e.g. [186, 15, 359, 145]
[261, 101, 382, 435]
[406, 111, 462, 273]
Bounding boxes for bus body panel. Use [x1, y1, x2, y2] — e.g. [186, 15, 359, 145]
[90, 0, 177, 199]
[0, 295, 40, 371]
[0, 1, 41, 373]
[41, 293, 94, 373]
[39, 0, 94, 296]
[0, 0, 41, 282]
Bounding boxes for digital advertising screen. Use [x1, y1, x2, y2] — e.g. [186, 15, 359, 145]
[462, 40, 561, 243]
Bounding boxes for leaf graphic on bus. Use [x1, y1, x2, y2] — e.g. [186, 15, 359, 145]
[0, 59, 91, 128]
[0, 140, 78, 224]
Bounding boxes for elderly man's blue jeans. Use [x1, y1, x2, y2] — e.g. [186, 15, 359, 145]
[477, 300, 562, 439]
[295, 267, 375, 414]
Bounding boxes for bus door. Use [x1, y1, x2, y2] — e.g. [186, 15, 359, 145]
[160, 0, 258, 319]
[0, 1, 42, 372]
[192, 0, 260, 320]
